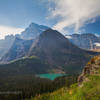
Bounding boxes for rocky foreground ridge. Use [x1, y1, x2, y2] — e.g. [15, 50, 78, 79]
[78, 55, 100, 84]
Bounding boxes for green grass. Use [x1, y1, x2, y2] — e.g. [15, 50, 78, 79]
[27, 69, 100, 100]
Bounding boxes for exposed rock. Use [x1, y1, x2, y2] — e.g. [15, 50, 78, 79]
[1, 37, 33, 62]
[78, 55, 100, 85]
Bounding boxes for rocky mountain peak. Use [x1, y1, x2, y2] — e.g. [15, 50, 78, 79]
[20, 23, 49, 40]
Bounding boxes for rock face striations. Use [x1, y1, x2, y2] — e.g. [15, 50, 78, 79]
[1, 37, 33, 62]
[0, 35, 15, 58]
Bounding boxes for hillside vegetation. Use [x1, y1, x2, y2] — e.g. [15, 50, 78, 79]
[0, 56, 78, 100]
[0, 56, 50, 76]
[28, 55, 100, 100]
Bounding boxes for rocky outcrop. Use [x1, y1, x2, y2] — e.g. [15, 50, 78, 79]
[78, 55, 100, 85]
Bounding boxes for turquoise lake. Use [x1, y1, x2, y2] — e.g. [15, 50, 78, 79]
[38, 74, 66, 80]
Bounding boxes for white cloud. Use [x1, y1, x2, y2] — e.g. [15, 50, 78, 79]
[0, 25, 24, 39]
[48, 0, 100, 33]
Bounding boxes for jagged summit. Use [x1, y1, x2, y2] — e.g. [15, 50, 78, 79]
[29, 23, 49, 29]
[20, 23, 49, 40]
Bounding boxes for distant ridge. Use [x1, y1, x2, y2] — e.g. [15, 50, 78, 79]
[66, 33, 100, 50]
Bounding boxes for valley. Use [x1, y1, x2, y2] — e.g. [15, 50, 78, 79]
[28, 55, 100, 100]
[0, 23, 99, 100]
[0, 0, 100, 100]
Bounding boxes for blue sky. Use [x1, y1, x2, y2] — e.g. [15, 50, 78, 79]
[0, 0, 100, 38]
[0, 0, 51, 27]
[0, 0, 54, 38]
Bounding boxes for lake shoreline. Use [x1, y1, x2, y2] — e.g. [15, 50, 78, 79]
[36, 73, 66, 80]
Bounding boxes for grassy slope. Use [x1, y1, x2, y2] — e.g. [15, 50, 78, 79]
[28, 56, 100, 100]
[26, 75, 100, 100]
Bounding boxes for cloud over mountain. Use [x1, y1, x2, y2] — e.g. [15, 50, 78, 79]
[0, 25, 24, 39]
[48, 0, 100, 33]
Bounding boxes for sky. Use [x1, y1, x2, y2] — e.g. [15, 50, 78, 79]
[0, 0, 100, 39]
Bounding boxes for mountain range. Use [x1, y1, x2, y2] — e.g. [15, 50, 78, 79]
[0, 23, 49, 58]
[66, 33, 100, 50]
[1, 28, 99, 74]
[0, 22, 99, 74]
[0, 23, 100, 60]
[0, 22, 100, 100]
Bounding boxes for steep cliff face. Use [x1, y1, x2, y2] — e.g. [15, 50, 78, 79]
[1, 37, 33, 62]
[0, 35, 15, 58]
[78, 55, 100, 84]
